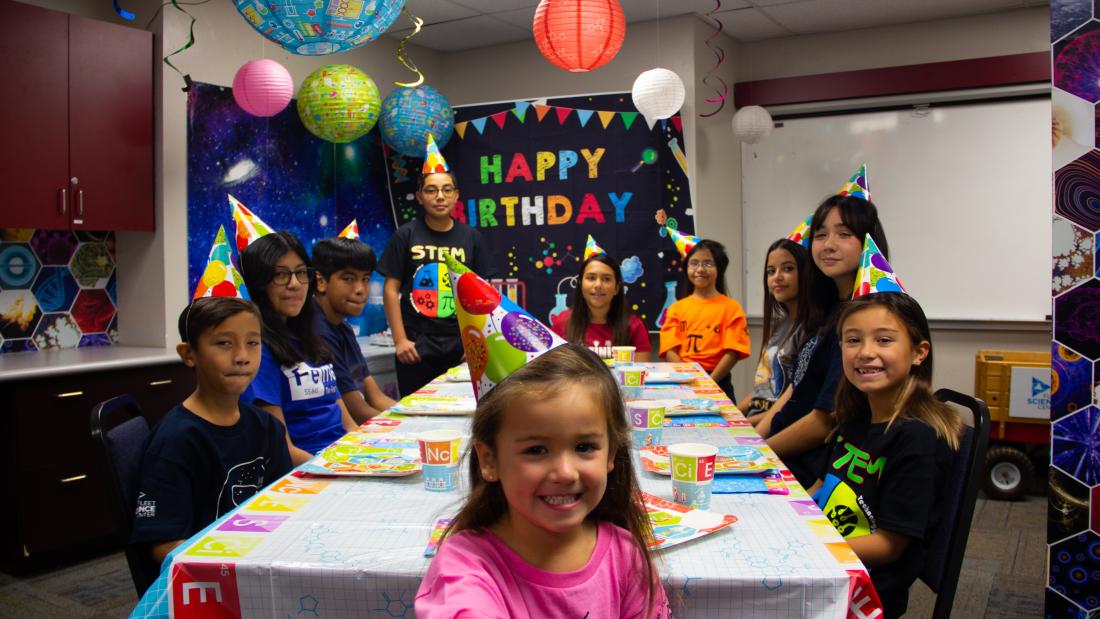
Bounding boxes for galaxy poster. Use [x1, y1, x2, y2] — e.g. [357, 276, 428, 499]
[186, 82, 394, 299]
[386, 93, 694, 330]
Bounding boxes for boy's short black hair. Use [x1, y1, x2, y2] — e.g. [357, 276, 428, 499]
[312, 237, 377, 278]
[178, 297, 261, 347]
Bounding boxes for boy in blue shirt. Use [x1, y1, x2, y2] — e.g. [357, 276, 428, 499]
[313, 237, 397, 423]
[132, 297, 292, 565]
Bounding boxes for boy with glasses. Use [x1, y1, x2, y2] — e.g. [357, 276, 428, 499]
[378, 135, 497, 396]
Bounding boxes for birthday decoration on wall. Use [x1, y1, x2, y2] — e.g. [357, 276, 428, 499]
[380, 85, 454, 157]
[297, 64, 381, 143]
[386, 93, 693, 329]
[186, 83, 393, 305]
[233, 0, 405, 56]
[532, 0, 626, 73]
[444, 254, 566, 400]
[699, 0, 729, 118]
[193, 226, 247, 299]
[852, 234, 904, 298]
[232, 59, 294, 117]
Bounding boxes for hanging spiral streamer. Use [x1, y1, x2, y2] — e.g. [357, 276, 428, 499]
[699, 0, 728, 118]
[163, 0, 196, 91]
[113, 0, 135, 21]
[395, 7, 425, 87]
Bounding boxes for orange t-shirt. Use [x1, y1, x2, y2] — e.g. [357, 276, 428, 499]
[659, 294, 751, 371]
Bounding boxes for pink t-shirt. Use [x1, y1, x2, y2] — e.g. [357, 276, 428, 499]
[551, 311, 652, 352]
[415, 521, 671, 619]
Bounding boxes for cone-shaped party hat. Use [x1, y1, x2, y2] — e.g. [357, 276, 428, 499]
[193, 226, 247, 300]
[443, 253, 566, 400]
[852, 234, 905, 299]
[422, 132, 449, 175]
[786, 215, 812, 248]
[338, 219, 360, 240]
[229, 194, 275, 252]
[837, 164, 870, 201]
[663, 225, 702, 258]
[583, 234, 607, 260]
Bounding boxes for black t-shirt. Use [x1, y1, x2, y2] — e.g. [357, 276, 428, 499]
[131, 402, 293, 546]
[770, 322, 842, 486]
[314, 305, 372, 395]
[813, 418, 954, 618]
[376, 217, 497, 336]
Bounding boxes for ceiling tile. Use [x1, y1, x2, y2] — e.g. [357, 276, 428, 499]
[402, 0, 480, 23]
[492, 6, 538, 29]
[718, 7, 792, 42]
[761, 0, 1025, 34]
[388, 15, 533, 52]
[452, 0, 540, 12]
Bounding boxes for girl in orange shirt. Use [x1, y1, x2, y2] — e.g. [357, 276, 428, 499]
[659, 239, 750, 400]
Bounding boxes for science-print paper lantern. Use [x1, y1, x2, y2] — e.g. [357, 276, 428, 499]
[632, 68, 685, 123]
[233, 0, 405, 56]
[532, 0, 626, 73]
[379, 85, 454, 157]
[232, 59, 294, 117]
[297, 64, 381, 143]
[732, 105, 774, 144]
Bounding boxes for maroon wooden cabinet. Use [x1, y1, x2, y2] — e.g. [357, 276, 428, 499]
[1, 362, 193, 571]
[0, 0, 153, 231]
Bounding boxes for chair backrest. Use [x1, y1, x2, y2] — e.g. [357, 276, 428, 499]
[920, 388, 992, 618]
[90, 394, 158, 596]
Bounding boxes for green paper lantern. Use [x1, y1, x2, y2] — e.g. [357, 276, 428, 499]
[296, 64, 381, 143]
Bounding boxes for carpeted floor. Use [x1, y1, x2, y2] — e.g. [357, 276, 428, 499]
[0, 496, 1046, 618]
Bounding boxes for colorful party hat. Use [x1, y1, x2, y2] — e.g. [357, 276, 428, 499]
[663, 225, 702, 258]
[583, 234, 607, 260]
[193, 226, 247, 300]
[229, 194, 275, 252]
[852, 234, 905, 299]
[442, 253, 566, 400]
[787, 215, 812, 247]
[837, 164, 870, 201]
[338, 219, 360, 240]
[422, 132, 449, 175]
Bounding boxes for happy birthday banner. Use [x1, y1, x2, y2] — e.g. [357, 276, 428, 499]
[387, 93, 695, 329]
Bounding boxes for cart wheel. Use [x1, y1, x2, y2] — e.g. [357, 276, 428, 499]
[982, 446, 1034, 501]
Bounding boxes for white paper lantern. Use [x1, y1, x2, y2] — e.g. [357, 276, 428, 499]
[732, 105, 774, 144]
[631, 68, 685, 123]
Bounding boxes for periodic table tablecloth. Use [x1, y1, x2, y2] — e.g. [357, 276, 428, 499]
[130, 363, 881, 618]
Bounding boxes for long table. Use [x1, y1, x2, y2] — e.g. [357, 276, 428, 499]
[131, 362, 881, 618]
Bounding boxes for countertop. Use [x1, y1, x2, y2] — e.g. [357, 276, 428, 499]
[0, 345, 181, 382]
[0, 339, 397, 383]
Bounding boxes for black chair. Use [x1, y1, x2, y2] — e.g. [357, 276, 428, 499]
[920, 389, 992, 618]
[90, 394, 158, 596]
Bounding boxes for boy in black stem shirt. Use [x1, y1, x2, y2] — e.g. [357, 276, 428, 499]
[378, 138, 496, 396]
[312, 236, 397, 423]
[132, 297, 292, 566]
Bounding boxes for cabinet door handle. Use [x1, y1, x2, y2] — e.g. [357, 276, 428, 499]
[77, 190, 84, 217]
[149, 379, 173, 386]
[59, 474, 87, 484]
[59, 188, 67, 214]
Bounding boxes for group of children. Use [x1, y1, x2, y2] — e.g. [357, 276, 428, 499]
[133, 140, 957, 618]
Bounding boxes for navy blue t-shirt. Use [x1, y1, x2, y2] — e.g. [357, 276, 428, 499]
[313, 306, 371, 396]
[131, 402, 292, 545]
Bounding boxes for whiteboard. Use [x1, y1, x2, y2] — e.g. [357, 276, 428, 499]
[741, 98, 1051, 322]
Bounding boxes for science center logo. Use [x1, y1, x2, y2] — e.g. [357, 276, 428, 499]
[1029, 376, 1051, 409]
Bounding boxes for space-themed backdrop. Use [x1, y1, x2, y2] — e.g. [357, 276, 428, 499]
[186, 82, 394, 332]
[387, 93, 694, 330]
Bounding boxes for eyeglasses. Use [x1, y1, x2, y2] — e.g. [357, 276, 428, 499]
[421, 186, 457, 198]
[687, 260, 716, 270]
[271, 268, 312, 286]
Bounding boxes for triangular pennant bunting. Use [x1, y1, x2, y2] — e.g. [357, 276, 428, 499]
[576, 109, 594, 128]
[670, 116, 683, 133]
[620, 111, 639, 131]
[512, 101, 530, 122]
[598, 110, 616, 129]
[534, 104, 552, 122]
[490, 111, 507, 129]
[454, 121, 468, 139]
[471, 117, 487, 134]
[555, 107, 573, 125]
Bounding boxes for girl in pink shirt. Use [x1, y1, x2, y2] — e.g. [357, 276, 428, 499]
[415, 344, 670, 618]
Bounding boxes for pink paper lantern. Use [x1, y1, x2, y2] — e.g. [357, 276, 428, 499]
[232, 59, 294, 117]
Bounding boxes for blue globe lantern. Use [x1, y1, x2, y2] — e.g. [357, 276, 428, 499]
[234, 0, 405, 56]
[379, 85, 455, 157]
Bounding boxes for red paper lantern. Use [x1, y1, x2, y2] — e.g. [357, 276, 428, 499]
[532, 0, 626, 73]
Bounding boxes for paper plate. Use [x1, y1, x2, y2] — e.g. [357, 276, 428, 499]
[299, 440, 422, 476]
[443, 365, 471, 382]
[389, 395, 477, 416]
[644, 371, 697, 384]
